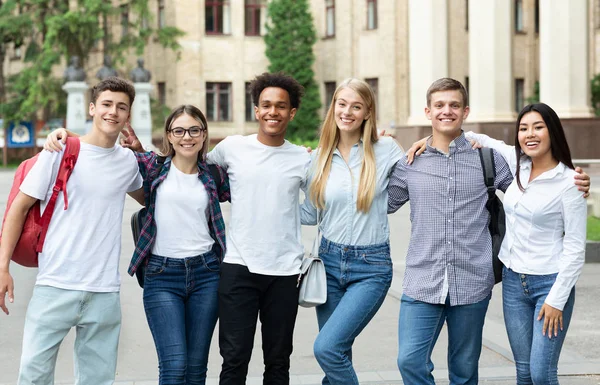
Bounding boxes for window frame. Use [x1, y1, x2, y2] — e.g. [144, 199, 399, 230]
[325, 0, 336, 37]
[158, 0, 165, 29]
[244, 0, 265, 36]
[206, 0, 231, 35]
[206, 82, 233, 122]
[514, 0, 524, 33]
[245, 82, 257, 122]
[365, 78, 379, 120]
[366, 0, 378, 30]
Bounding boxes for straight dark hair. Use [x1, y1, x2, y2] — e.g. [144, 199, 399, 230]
[514, 103, 574, 191]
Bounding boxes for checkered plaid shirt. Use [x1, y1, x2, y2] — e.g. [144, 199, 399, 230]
[127, 151, 230, 276]
[388, 133, 512, 305]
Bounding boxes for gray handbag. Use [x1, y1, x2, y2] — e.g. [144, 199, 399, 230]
[298, 211, 327, 307]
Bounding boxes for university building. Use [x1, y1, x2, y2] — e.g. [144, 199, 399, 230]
[2, 0, 599, 155]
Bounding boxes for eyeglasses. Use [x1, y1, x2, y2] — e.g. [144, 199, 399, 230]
[168, 126, 207, 138]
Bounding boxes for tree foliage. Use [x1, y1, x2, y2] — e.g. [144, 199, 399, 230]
[0, 0, 184, 124]
[264, 0, 321, 140]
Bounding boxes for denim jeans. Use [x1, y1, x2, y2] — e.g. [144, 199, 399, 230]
[18, 285, 121, 385]
[502, 267, 575, 385]
[143, 251, 220, 385]
[218, 263, 299, 385]
[313, 238, 393, 385]
[397, 293, 491, 385]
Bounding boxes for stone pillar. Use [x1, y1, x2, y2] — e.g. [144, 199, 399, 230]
[407, 0, 448, 126]
[467, 0, 515, 122]
[131, 83, 153, 149]
[62, 81, 89, 136]
[539, 0, 592, 118]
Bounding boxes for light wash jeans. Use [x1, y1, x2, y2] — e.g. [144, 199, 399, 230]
[313, 238, 393, 385]
[502, 267, 575, 385]
[143, 252, 220, 385]
[18, 285, 121, 385]
[397, 293, 491, 385]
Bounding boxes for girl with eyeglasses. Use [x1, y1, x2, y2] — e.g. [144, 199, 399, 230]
[44, 105, 230, 385]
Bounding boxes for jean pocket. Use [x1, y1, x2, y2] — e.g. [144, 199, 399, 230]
[361, 251, 392, 265]
[145, 258, 166, 276]
[203, 253, 221, 272]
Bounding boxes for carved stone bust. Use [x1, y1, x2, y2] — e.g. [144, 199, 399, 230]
[96, 55, 119, 80]
[130, 58, 152, 83]
[63, 56, 86, 82]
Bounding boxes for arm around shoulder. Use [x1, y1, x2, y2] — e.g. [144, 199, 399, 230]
[388, 158, 410, 213]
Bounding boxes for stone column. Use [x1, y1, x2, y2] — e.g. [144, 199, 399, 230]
[62, 81, 89, 136]
[467, 0, 515, 122]
[131, 83, 153, 149]
[539, 0, 592, 118]
[407, 0, 448, 126]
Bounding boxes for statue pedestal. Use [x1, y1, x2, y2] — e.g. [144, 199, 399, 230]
[62, 82, 89, 136]
[131, 83, 153, 150]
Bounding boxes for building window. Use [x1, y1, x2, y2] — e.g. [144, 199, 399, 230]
[365, 78, 379, 119]
[207, 82, 232, 121]
[515, 0, 524, 32]
[158, 0, 165, 28]
[121, 5, 129, 37]
[206, 1, 231, 35]
[157, 82, 166, 106]
[325, 0, 335, 37]
[515, 78, 525, 112]
[465, 76, 470, 99]
[245, 82, 256, 122]
[324, 81, 336, 113]
[366, 0, 377, 30]
[245, 0, 266, 36]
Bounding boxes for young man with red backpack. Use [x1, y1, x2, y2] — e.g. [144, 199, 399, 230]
[0, 77, 144, 385]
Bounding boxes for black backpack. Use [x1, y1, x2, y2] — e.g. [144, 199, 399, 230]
[478, 148, 506, 284]
[131, 157, 223, 288]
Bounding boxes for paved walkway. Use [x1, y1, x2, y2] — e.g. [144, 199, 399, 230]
[0, 168, 599, 385]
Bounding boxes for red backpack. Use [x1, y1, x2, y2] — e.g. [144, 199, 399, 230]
[0, 137, 80, 267]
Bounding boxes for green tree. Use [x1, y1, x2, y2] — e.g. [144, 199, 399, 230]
[0, 0, 184, 124]
[264, 0, 321, 140]
[591, 74, 600, 116]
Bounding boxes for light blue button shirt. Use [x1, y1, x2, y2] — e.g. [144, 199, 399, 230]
[301, 136, 403, 246]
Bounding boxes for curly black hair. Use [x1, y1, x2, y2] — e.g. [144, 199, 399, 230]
[249, 72, 305, 109]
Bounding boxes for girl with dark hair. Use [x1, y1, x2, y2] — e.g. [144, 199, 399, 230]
[466, 103, 587, 384]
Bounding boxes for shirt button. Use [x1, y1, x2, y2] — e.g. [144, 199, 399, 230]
[521, 274, 526, 279]
[447, 219, 451, 223]
[447, 241, 451, 244]
[522, 282, 527, 287]
[450, 177, 453, 180]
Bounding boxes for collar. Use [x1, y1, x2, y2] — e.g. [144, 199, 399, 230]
[425, 131, 469, 155]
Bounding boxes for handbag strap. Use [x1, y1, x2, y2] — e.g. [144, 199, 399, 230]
[310, 209, 322, 257]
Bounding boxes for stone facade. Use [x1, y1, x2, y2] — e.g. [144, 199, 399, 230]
[2, 0, 600, 153]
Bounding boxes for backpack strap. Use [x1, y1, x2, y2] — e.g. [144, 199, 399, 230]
[208, 164, 222, 192]
[478, 147, 496, 201]
[36, 137, 81, 252]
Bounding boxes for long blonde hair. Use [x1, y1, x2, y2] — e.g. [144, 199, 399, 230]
[309, 79, 379, 213]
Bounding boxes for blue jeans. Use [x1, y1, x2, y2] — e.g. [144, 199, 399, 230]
[502, 267, 575, 385]
[143, 251, 220, 385]
[397, 293, 491, 385]
[18, 286, 121, 385]
[313, 238, 393, 385]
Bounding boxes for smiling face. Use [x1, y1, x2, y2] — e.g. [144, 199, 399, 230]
[254, 87, 297, 144]
[168, 113, 207, 160]
[334, 87, 369, 135]
[89, 90, 131, 138]
[425, 90, 469, 138]
[517, 111, 553, 161]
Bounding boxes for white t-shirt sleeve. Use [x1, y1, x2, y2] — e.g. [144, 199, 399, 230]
[206, 138, 228, 169]
[464, 131, 518, 174]
[20, 150, 63, 201]
[123, 151, 143, 192]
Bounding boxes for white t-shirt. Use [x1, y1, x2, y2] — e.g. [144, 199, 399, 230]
[20, 143, 142, 292]
[152, 163, 214, 258]
[207, 134, 310, 275]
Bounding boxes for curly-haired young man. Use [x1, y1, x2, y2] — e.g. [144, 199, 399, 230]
[207, 72, 311, 385]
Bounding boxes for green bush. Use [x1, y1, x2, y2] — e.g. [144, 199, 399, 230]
[588, 216, 600, 241]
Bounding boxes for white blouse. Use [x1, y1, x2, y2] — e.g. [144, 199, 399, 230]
[465, 132, 587, 310]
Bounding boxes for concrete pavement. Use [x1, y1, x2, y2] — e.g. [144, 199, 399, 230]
[0, 167, 599, 385]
